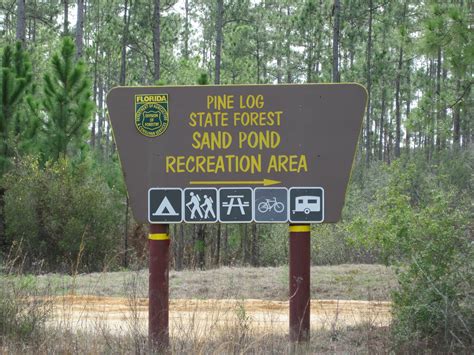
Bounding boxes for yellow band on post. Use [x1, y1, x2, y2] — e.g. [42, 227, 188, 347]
[148, 233, 170, 240]
[289, 225, 311, 233]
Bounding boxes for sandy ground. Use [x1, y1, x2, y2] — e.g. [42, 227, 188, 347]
[47, 295, 391, 337]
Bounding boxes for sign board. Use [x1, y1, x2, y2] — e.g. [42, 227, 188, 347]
[107, 84, 367, 223]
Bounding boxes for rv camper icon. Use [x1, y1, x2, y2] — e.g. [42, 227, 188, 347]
[289, 187, 324, 223]
[292, 196, 320, 214]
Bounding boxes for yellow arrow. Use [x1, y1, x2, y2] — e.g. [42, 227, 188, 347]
[189, 179, 281, 187]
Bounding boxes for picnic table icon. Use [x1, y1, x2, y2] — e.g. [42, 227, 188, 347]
[222, 195, 250, 215]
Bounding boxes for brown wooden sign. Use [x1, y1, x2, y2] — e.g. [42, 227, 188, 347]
[107, 84, 366, 223]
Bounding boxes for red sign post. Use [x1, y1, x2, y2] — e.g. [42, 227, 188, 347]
[148, 223, 170, 349]
[289, 224, 311, 342]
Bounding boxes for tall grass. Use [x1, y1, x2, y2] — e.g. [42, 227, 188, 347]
[0, 262, 394, 354]
[0, 246, 52, 345]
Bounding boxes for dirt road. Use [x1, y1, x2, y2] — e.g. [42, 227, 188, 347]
[48, 296, 391, 337]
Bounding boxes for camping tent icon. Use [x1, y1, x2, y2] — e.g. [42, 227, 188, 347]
[152, 196, 179, 216]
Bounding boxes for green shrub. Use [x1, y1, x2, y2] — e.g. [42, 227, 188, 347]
[389, 193, 473, 350]
[348, 156, 473, 351]
[2, 156, 124, 272]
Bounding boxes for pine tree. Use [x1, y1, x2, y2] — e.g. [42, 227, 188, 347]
[42, 37, 94, 161]
[0, 42, 33, 251]
[0, 42, 32, 175]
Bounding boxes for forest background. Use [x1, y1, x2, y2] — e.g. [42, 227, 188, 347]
[0, 0, 472, 350]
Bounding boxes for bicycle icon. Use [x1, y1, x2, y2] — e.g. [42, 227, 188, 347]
[257, 197, 285, 214]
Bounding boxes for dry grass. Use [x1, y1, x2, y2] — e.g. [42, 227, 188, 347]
[0, 325, 392, 355]
[3, 296, 393, 354]
[1, 325, 392, 354]
[1, 264, 398, 354]
[35, 264, 397, 301]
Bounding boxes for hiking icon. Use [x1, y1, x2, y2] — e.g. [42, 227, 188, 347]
[201, 195, 216, 219]
[184, 188, 218, 222]
[186, 192, 203, 219]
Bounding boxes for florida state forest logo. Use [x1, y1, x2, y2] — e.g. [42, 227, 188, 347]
[135, 94, 169, 137]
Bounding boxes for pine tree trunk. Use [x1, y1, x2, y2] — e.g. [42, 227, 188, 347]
[201, 36, 207, 69]
[63, 0, 69, 35]
[32, 0, 37, 42]
[120, 0, 130, 86]
[91, 62, 99, 147]
[441, 60, 448, 150]
[435, 48, 442, 152]
[215, 223, 221, 266]
[27, 6, 31, 41]
[242, 224, 249, 264]
[215, 0, 224, 84]
[379, 86, 386, 161]
[16, 0, 26, 45]
[285, 5, 292, 83]
[153, 0, 161, 82]
[184, 0, 190, 59]
[223, 224, 229, 265]
[209, 225, 215, 264]
[365, 0, 373, 166]
[75, 0, 84, 59]
[374, 102, 379, 159]
[105, 64, 112, 156]
[349, 9, 355, 73]
[332, 0, 340, 82]
[387, 108, 392, 165]
[191, 225, 197, 268]
[239, 224, 244, 262]
[276, 6, 283, 84]
[453, 79, 461, 146]
[429, 59, 435, 160]
[405, 59, 411, 152]
[395, 44, 403, 157]
[97, 76, 104, 152]
[251, 223, 258, 267]
[306, 42, 313, 83]
[315, 28, 321, 81]
[262, 34, 268, 82]
[256, 36, 261, 84]
[120, 0, 130, 261]
[176, 223, 184, 270]
[197, 225, 206, 270]
[276, 56, 282, 84]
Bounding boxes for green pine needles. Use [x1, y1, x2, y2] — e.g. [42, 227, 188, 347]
[42, 37, 94, 161]
[0, 42, 32, 175]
